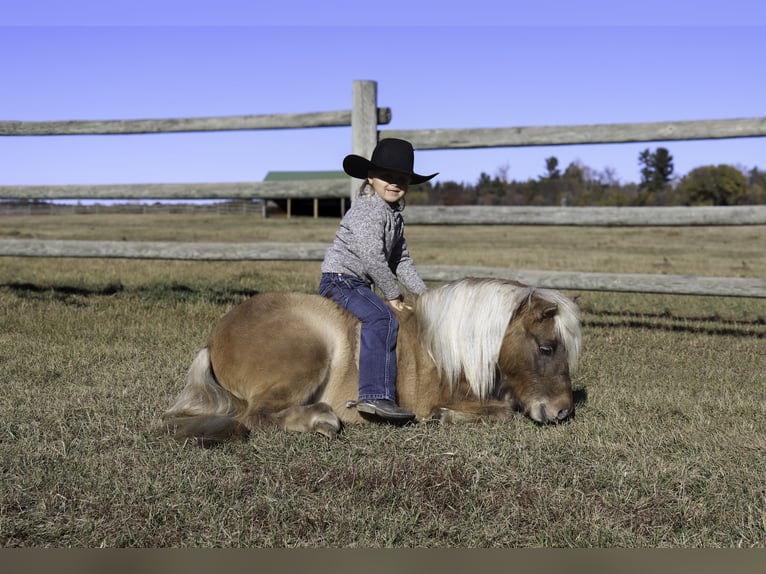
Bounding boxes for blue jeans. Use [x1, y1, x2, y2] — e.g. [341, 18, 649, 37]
[319, 273, 399, 402]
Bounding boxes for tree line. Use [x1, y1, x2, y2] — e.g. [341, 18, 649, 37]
[407, 148, 766, 207]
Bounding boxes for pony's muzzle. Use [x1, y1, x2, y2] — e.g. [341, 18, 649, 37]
[534, 402, 573, 424]
[555, 406, 572, 422]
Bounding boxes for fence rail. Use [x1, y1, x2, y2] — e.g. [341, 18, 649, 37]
[404, 205, 766, 226]
[0, 109, 393, 136]
[1, 238, 763, 299]
[0, 239, 329, 261]
[2, 199, 765, 227]
[381, 117, 766, 149]
[419, 266, 766, 299]
[0, 179, 349, 201]
[1, 80, 764, 299]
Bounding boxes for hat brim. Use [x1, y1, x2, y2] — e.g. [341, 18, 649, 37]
[343, 155, 438, 185]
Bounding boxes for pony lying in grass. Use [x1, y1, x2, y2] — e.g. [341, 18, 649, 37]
[162, 277, 581, 441]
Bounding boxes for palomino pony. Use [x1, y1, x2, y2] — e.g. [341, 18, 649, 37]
[161, 277, 581, 441]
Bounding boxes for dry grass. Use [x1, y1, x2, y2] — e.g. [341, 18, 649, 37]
[1, 212, 764, 547]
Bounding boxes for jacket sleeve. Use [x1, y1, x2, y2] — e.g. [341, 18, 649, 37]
[392, 236, 427, 295]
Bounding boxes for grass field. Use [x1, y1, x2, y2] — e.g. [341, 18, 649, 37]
[1, 212, 764, 547]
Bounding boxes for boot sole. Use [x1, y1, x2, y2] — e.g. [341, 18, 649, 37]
[356, 403, 416, 421]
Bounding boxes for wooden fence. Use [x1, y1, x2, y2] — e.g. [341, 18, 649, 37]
[2, 80, 765, 298]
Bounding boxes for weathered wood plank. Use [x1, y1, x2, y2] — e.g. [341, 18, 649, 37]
[1, 239, 763, 298]
[3, 181, 764, 227]
[0, 109, 392, 136]
[351, 80, 380, 201]
[382, 117, 766, 149]
[0, 180, 349, 200]
[418, 265, 766, 298]
[0, 240, 329, 260]
[404, 205, 766, 226]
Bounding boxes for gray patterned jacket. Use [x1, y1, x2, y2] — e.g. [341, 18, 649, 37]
[321, 192, 427, 300]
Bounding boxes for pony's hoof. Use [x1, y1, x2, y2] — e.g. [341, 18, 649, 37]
[429, 407, 449, 423]
[314, 420, 341, 438]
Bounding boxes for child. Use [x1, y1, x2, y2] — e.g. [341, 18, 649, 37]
[320, 138, 437, 422]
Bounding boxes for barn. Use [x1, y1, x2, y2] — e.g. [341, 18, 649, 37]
[264, 170, 349, 217]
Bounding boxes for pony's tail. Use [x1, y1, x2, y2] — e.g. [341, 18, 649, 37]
[159, 348, 249, 444]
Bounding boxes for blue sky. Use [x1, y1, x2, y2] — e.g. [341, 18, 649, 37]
[2, 1, 765, 188]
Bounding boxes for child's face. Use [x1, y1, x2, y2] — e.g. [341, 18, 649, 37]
[368, 169, 411, 204]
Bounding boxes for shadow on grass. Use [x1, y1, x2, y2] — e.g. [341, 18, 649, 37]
[1, 281, 260, 306]
[583, 309, 765, 339]
[573, 387, 588, 407]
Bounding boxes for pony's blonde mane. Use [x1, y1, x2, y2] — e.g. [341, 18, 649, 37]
[415, 278, 581, 400]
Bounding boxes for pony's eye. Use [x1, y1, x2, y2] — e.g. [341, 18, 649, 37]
[539, 345, 553, 356]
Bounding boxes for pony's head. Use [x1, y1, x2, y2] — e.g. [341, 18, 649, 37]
[416, 278, 581, 424]
[497, 287, 581, 423]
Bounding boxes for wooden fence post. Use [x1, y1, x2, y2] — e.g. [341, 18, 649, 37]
[351, 80, 379, 203]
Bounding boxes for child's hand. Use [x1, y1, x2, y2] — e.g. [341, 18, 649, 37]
[388, 298, 411, 312]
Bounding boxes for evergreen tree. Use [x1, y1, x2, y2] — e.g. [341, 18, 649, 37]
[543, 156, 561, 180]
[638, 147, 674, 194]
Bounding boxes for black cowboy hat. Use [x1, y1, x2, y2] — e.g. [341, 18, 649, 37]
[343, 138, 438, 185]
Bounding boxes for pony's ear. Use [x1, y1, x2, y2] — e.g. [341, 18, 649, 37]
[540, 305, 558, 320]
